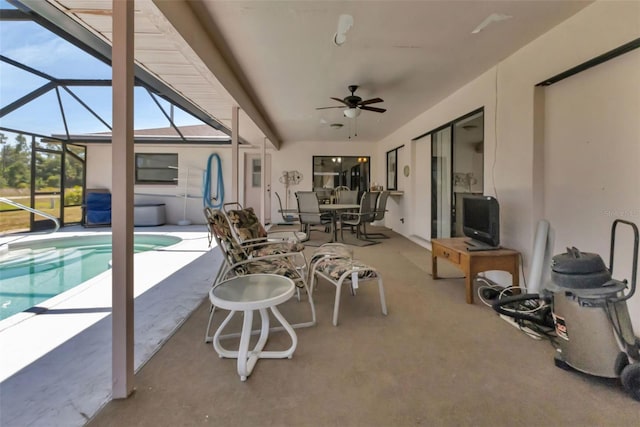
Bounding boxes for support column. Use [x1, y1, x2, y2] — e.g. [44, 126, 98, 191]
[111, 0, 135, 399]
[231, 106, 239, 203]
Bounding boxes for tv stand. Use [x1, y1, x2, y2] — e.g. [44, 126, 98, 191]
[431, 237, 520, 304]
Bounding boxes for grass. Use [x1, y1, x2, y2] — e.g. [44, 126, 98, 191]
[0, 197, 82, 233]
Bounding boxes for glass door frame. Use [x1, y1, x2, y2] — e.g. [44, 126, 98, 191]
[429, 108, 484, 239]
[30, 137, 86, 231]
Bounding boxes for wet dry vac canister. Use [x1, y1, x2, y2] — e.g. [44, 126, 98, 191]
[547, 247, 635, 378]
[544, 220, 640, 401]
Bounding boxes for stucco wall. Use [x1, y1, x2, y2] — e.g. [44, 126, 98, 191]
[86, 144, 234, 225]
[375, 0, 640, 326]
[269, 139, 377, 220]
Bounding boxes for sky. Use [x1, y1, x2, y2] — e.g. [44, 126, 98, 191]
[0, 0, 202, 145]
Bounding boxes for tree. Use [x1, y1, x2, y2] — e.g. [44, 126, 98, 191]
[0, 134, 31, 188]
[0, 132, 8, 177]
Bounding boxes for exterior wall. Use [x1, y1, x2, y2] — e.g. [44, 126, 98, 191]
[542, 48, 640, 326]
[86, 144, 235, 225]
[268, 139, 377, 221]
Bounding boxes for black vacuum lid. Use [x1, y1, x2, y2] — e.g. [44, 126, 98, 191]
[551, 247, 608, 275]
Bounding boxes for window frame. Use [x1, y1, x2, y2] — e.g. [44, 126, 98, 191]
[135, 153, 179, 185]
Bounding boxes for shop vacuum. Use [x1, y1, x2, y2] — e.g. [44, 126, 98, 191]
[494, 219, 640, 401]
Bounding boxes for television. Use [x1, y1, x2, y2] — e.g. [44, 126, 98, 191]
[462, 195, 500, 249]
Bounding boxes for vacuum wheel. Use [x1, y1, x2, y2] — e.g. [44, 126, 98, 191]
[620, 363, 640, 402]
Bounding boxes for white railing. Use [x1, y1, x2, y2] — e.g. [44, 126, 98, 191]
[0, 197, 61, 245]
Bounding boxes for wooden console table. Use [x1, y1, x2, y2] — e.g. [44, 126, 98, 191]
[431, 237, 520, 304]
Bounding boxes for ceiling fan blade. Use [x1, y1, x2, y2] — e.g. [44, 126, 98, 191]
[330, 97, 351, 106]
[358, 97, 384, 106]
[360, 106, 387, 113]
[315, 106, 344, 110]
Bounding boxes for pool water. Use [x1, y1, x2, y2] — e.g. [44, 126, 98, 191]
[0, 234, 182, 320]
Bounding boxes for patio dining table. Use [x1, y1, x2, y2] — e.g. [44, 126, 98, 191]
[319, 203, 359, 242]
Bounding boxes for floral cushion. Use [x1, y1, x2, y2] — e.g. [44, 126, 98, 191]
[206, 208, 304, 288]
[226, 207, 268, 242]
[230, 258, 304, 287]
[206, 208, 246, 264]
[314, 258, 378, 281]
[252, 241, 305, 257]
[227, 207, 305, 254]
[310, 244, 353, 265]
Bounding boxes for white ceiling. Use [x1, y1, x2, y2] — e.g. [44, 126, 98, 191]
[41, 0, 592, 147]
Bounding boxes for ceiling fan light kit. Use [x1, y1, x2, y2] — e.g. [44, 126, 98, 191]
[344, 107, 361, 118]
[316, 85, 386, 120]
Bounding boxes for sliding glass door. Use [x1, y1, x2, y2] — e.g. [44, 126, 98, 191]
[431, 109, 484, 239]
[431, 127, 452, 238]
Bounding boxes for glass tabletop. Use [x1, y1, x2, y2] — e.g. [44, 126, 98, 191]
[211, 274, 295, 308]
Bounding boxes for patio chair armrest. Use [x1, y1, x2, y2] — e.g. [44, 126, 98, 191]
[235, 251, 305, 267]
[239, 237, 270, 246]
[225, 252, 307, 285]
[266, 231, 306, 242]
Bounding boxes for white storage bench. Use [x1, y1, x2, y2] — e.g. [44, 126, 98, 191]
[134, 203, 166, 226]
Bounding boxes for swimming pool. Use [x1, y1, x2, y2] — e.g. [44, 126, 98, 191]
[0, 234, 182, 320]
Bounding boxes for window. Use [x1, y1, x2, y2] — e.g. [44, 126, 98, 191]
[386, 148, 398, 190]
[252, 158, 261, 187]
[312, 156, 370, 191]
[135, 153, 178, 184]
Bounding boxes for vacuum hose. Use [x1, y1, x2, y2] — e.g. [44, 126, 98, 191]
[492, 293, 555, 328]
[203, 153, 224, 209]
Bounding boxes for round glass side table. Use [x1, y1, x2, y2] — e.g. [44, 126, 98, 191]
[209, 274, 297, 381]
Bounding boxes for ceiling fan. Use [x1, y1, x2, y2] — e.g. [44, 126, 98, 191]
[316, 85, 386, 118]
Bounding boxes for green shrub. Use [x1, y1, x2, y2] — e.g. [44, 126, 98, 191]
[64, 186, 83, 205]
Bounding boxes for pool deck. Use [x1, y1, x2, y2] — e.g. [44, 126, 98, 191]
[0, 225, 221, 427]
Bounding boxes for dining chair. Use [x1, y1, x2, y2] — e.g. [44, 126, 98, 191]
[364, 191, 390, 239]
[275, 191, 298, 225]
[333, 186, 349, 202]
[339, 191, 379, 242]
[295, 191, 333, 241]
[203, 208, 316, 343]
[336, 190, 359, 205]
[314, 188, 333, 204]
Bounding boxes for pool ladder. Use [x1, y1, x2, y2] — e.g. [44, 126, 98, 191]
[0, 197, 60, 247]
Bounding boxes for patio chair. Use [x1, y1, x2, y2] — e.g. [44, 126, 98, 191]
[339, 191, 379, 242]
[223, 201, 305, 243]
[364, 191, 390, 239]
[225, 205, 308, 269]
[203, 208, 316, 343]
[295, 191, 333, 242]
[275, 192, 298, 225]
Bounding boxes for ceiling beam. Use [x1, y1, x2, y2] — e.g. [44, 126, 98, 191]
[152, 0, 281, 150]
